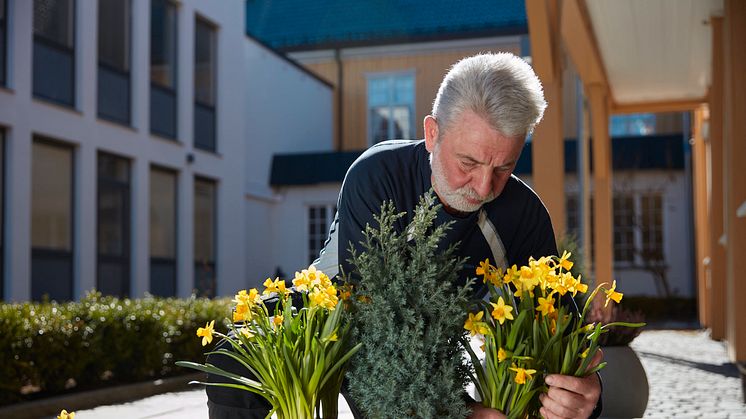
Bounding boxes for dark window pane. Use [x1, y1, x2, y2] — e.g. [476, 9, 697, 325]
[98, 66, 130, 124]
[32, 249, 73, 301]
[194, 178, 216, 263]
[194, 102, 215, 151]
[32, 141, 73, 251]
[98, 257, 129, 298]
[34, 0, 73, 48]
[0, 131, 4, 299]
[150, 85, 177, 138]
[150, 258, 176, 297]
[98, 0, 129, 71]
[195, 262, 215, 298]
[194, 19, 215, 106]
[1, 0, 6, 85]
[150, 168, 176, 258]
[150, 0, 176, 88]
[33, 40, 75, 106]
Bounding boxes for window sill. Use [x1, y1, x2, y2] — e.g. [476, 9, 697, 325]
[33, 96, 80, 115]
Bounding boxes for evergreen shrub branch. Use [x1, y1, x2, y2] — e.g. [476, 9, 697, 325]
[346, 192, 474, 418]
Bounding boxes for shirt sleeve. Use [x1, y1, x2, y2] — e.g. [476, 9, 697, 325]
[335, 158, 388, 281]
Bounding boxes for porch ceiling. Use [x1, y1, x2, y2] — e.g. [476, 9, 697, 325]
[583, 0, 723, 107]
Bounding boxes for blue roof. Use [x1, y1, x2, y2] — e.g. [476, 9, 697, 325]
[245, 0, 528, 50]
[270, 134, 686, 186]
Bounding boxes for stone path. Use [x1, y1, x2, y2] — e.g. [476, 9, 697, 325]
[69, 329, 744, 418]
[631, 330, 745, 419]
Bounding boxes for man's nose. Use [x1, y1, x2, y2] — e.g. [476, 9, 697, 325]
[472, 169, 492, 199]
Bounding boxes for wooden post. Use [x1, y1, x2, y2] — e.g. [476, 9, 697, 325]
[587, 84, 613, 285]
[691, 106, 710, 327]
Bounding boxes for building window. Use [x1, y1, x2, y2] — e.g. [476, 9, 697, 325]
[33, 0, 76, 107]
[194, 177, 216, 297]
[0, 129, 4, 300]
[613, 195, 635, 263]
[610, 113, 656, 137]
[98, 0, 131, 124]
[194, 18, 216, 152]
[640, 194, 664, 262]
[150, 167, 177, 296]
[565, 194, 594, 260]
[1, 0, 7, 86]
[308, 204, 335, 265]
[150, 0, 177, 139]
[97, 153, 131, 297]
[367, 73, 415, 144]
[31, 139, 74, 301]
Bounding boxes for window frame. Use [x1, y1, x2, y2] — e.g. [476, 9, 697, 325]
[365, 70, 416, 146]
[149, 165, 178, 297]
[30, 136, 75, 301]
[193, 16, 217, 152]
[193, 175, 217, 297]
[32, 0, 76, 107]
[97, 0, 132, 125]
[96, 152, 132, 298]
[149, 0, 178, 140]
[307, 203, 336, 266]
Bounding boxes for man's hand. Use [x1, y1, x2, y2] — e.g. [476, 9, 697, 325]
[539, 349, 603, 419]
[468, 403, 506, 419]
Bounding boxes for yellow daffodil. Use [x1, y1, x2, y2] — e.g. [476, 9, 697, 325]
[604, 280, 624, 307]
[581, 322, 596, 333]
[326, 332, 338, 342]
[464, 312, 490, 336]
[509, 365, 537, 385]
[272, 314, 284, 328]
[490, 297, 514, 325]
[536, 295, 556, 317]
[476, 259, 501, 285]
[497, 347, 508, 363]
[558, 250, 574, 271]
[233, 302, 252, 323]
[580, 347, 590, 359]
[239, 326, 254, 339]
[263, 277, 292, 297]
[292, 270, 310, 291]
[58, 410, 75, 419]
[550, 318, 557, 335]
[196, 320, 215, 346]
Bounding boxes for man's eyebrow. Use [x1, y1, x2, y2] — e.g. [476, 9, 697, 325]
[456, 153, 482, 164]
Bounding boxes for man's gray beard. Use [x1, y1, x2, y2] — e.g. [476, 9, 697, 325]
[430, 151, 497, 213]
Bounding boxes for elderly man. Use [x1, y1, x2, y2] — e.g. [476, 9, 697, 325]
[207, 52, 601, 419]
[313, 52, 602, 419]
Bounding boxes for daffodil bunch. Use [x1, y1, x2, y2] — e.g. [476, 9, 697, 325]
[463, 253, 644, 419]
[176, 266, 361, 419]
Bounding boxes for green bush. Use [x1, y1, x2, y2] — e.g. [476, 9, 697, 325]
[0, 291, 231, 406]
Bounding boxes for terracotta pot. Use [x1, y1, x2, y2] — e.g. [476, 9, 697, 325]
[599, 345, 649, 418]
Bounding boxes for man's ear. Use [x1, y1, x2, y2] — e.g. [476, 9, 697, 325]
[424, 115, 438, 153]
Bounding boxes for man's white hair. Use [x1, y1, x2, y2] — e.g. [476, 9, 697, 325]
[431, 52, 547, 138]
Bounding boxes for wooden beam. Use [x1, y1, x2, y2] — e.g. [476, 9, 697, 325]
[691, 106, 710, 327]
[708, 16, 726, 341]
[560, 0, 608, 87]
[611, 98, 708, 115]
[723, 0, 746, 363]
[588, 83, 614, 287]
[526, 0, 557, 83]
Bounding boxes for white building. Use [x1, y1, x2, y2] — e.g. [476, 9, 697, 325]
[0, 0, 332, 301]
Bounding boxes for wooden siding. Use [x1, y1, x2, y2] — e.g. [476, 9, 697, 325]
[300, 45, 522, 150]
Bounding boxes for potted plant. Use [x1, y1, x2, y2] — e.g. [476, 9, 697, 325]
[586, 303, 648, 418]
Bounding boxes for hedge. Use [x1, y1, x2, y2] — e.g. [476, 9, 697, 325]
[0, 291, 231, 406]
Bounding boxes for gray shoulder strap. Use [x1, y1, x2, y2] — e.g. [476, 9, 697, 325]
[477, 208, 508, 271]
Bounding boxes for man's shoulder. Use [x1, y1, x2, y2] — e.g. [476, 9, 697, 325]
[345, 140, 425, 183]
[490, 174, 550, 216]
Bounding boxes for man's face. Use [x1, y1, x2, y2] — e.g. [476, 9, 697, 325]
[425, 110, 525, 213]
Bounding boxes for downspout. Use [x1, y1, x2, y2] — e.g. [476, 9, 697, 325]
[335, 48, 344, 151]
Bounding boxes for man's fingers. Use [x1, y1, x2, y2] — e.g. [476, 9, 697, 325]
[544, 374, 586, 394]
[539, 392, 580, 419]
